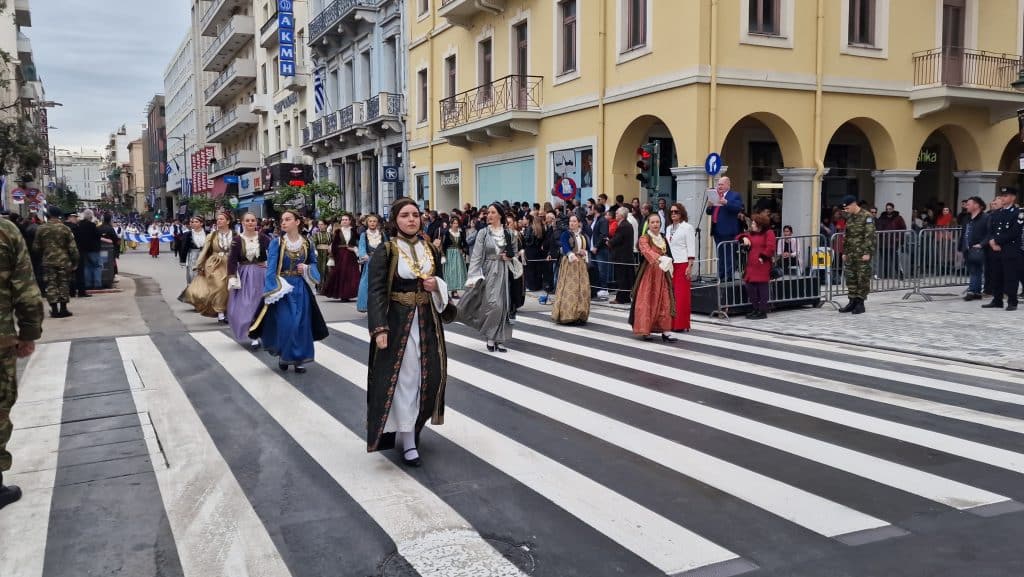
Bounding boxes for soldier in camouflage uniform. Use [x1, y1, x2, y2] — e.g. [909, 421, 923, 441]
[839, 195, 876, 315]
[33, 207, 79, 318]
[0, 214, 44, 510]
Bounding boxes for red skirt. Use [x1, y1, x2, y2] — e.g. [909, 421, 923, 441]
[671, 262, 692, 331]
[149, 238, 160, 256]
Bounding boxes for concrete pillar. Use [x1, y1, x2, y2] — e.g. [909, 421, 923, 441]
[871, 170, 919, 222]
[359, 154, 373, 214]
[954, 171, 1001, 206]
[669, 166, 711, 237]
[344, 159, 356, 213]
[777, 168, 828, 238]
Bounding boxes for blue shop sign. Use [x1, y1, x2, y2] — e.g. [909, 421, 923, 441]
[278, 0, 295, 77]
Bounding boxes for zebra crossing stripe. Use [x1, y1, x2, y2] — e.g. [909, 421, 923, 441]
[515, 317, 1024, 481]
[588, 310, 1024, 400]
[313, 337, 748, 576]
[0, 342, 71, 577]
[446, 320, 1016, 514]
[190, 331, 532, 577]
[331, 323, 895, 542]
[575, 315, 1024, 435]
[117, 336, 293, 577]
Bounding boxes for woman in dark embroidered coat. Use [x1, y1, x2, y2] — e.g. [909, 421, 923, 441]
[366, 198, 456, 467]
[321, 213, 360, 301]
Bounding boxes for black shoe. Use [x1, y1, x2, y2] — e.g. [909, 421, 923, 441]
[78, 292, 92, 298]
[744, 311, 759, 319]
[279, 362, 289, 371]
[748, 311, 768, 320]
[1007, 304, 1018, 312]
[494, 344, 508, 353]
[852, 301, 866, 315]
[402, 448, 422, 468]
[641, 335, 654, 342]
[0, 473, 22, 510]
[838, 299, 857, 313]
[963, 293, 981, 301]
[486, 344, 496, 352]
[49, 303, 59, 318]
[294, 365, 307, 373]
[57, 303, 72, 318]
[661, 334, 679, 342]
[981, 301, 1004, 309]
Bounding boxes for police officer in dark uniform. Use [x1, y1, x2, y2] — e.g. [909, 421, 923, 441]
[982, 187, 1022, 311]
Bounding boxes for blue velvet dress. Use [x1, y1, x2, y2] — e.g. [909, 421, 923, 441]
[356, 230, 387, 313]
[251, 236, 329, 365]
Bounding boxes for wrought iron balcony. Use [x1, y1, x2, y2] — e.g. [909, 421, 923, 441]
[910, 47, 1024, 122]
[364, 92, 403, 124]
[340, 102, 364, 132]
[202, 15, 255, 73]
[438, 0, 506, 28]
[439, 75, 542, 143]
[309, 0, 378, 47]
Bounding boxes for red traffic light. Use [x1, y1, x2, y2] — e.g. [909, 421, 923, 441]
[636, 147, 652, 159]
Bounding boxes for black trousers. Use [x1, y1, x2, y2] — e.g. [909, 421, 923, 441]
[72, 254, 86, 295]
[990, 249, 1022, 305]
[614, 262, 635, 303]
[983, 251, 997, 294]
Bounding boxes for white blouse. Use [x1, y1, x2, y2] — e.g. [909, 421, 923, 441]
[242, 234, 261, 261]
[665, 221, 697, 263]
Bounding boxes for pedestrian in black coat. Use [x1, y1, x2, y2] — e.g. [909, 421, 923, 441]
[608, 208, 636, 304]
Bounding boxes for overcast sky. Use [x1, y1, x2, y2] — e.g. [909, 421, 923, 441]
[30, 0, 192, 150]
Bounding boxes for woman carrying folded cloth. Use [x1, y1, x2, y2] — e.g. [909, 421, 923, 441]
[629, 212, 677, 342]
[249, 210, 329, 373]
[366, 198, 457, 467]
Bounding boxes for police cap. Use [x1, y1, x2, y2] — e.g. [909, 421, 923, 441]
[998, 186, 1018, 197]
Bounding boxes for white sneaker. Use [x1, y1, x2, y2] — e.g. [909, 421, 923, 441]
[597, 290, 609, 299]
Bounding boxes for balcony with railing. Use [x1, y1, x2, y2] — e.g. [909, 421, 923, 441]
[438, 75, 542, 145]
[200, 0, 249, 37]
[204, 59, 257, 107]
[308, 0, 378, 47]
[209, 150, 261, 179]
[202, 15, 255, 73]
[340, 102, 365, 132]
[260, 11, 279, 48]
[206, 105, 259, 143]
[363, 92, 402, 126]
[438, 0, 506, 28]
[910, 47, 1024, 122]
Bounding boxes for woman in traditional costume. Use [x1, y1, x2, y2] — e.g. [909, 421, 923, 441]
[441, 216, 468, 299]
[227, 213, 271, 348]
[322, 214, 360, 301]
[629, 213, 677, 342]
[356, 214, 387, 313]
[147, 222, 161, 257]
[551, 214, 591, 325]
[250, 210, 328, 373]
[310, 219, 333, 294]
[664, 203, 697, 332]
[177, 216, 207, 287]
[366, 198, 455, 466]
[461, 203, 518, 352]
[183, 212, 236, 323]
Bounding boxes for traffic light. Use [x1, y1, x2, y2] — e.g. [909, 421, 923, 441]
[635, 141, 660, 192]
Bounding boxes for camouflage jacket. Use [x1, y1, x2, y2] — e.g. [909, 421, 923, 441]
[0, 217, 43, 345]
[844, 210, 876, 259]
[34, 220, 79, 267]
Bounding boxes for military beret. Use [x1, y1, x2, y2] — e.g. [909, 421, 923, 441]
[47, 206, 64, 219]
[840, 194, 858, 207]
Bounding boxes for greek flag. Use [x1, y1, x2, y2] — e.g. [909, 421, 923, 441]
[124, 233, 176, 244]
[313, 66, 326, 115]
[165, 163, 172, 178]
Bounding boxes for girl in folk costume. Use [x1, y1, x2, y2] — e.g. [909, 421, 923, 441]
[311, 219, 333, 293]
[249, 210, 328, 373]
[178, 216, 207, 286]
[226, 213, 271, 348]
[183, 212, 237, 323]
[356, 214, 388, 313]
[366, 198, 456, 466]
[665, 203, 697, 332]
[460, 203, 520, 352]
[147, 222, 162, 257]
[321, 214, 360, 301]
[551, 214, 591, 325]
[441, 215, 469, 299]
[629, 213, 678, 342]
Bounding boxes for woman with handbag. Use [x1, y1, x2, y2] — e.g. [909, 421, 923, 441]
[737, 213, 776, 320]
[460, 202, 519, 352]
[629, 213, 676, 341]
[366, 198, 456, 467]
[551, 214, 591, 325]
[664, 203, 696, 332]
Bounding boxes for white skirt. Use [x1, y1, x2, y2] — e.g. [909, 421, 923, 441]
[383, 308, 421, 433]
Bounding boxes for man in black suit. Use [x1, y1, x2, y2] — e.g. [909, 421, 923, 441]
[608, 207, 635, 304]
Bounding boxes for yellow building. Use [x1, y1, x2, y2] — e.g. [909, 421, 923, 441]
[407, 0, 1024, 235]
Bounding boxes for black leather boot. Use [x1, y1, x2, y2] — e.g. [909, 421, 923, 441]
[852, 299, 866, 314]
[49, 303, 59, 318]
[58, 302, 73, 318]
[0, 472, 22, 510]
[838, 299, 857, 313]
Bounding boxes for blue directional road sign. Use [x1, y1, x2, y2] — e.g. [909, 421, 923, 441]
[704, 152, 722, 176]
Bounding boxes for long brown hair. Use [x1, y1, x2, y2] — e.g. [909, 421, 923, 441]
[670, 202, 688, 223]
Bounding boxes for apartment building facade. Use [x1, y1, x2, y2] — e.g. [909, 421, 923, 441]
[301, 0, 407, 216]
[53, 148, 106, 202]
[409, 0, 1024, 236]
[164, 34, 198, 204]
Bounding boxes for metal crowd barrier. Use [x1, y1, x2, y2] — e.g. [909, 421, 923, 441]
[826, 227, 966, 304]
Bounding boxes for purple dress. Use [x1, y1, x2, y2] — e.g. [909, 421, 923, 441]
[226, 233, 270, 343]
